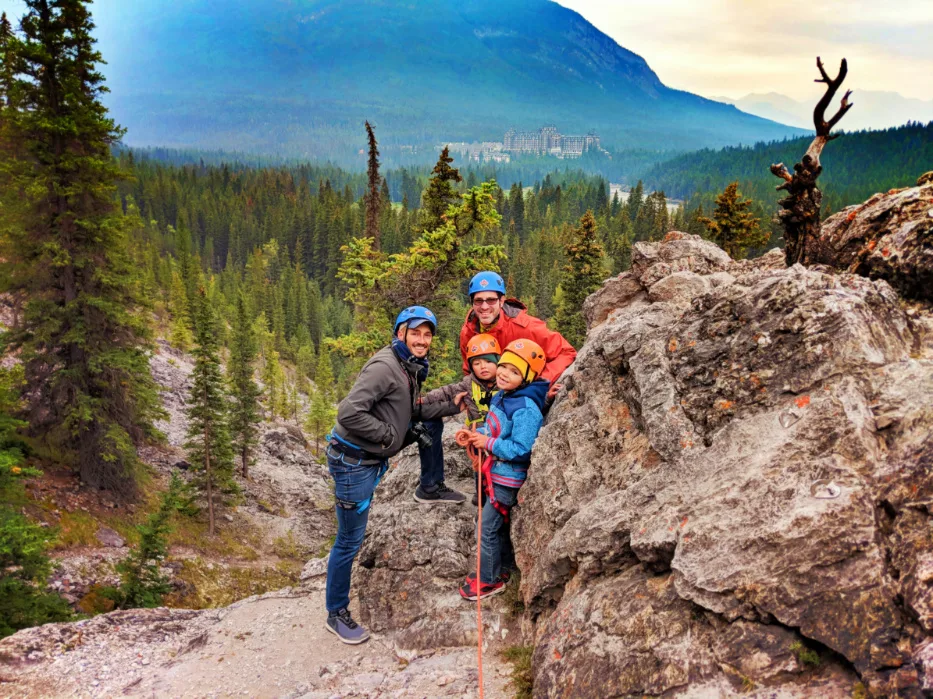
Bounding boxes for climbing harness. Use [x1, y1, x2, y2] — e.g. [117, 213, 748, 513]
[456, 427, 487, 699]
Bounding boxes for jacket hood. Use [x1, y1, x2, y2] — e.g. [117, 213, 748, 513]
[508, 379, 549, 410]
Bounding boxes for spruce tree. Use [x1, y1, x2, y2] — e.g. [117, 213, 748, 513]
[304, 346, 336, 456]
[698, 182, 768, 259]
[363, 121, 381, 248]
[228, 293, 261, 479]
[185, 288, 236, 536]
[0, 366, 72, 638]
[421, 146, 462, 232]
[556, 211, 605, 348]
[168, 270, 194, 350]
[0, 0, 164, 496]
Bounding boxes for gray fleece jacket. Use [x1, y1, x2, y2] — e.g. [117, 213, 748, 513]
[333, 345, 448, 459]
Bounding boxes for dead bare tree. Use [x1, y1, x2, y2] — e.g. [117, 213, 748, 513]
[771, 57, 853, 266]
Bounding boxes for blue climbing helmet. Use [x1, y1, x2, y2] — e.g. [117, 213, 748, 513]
[468, 271, 506, 298]
[394, 305, 437, 334]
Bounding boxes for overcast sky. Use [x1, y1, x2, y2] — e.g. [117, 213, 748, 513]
[558, 0, 933, 101]
[3, 0, 931, 103]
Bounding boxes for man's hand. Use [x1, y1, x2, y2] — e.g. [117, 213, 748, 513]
[453, 391, 469, 413]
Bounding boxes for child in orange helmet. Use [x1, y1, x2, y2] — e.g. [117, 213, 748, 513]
[419, 333, 501, 427]
[458, 339, 549, 601]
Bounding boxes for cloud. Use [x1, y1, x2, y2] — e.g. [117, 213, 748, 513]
[557, 0, 933, 101]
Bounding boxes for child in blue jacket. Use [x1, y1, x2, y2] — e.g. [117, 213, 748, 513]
[459, 339, 549, 601]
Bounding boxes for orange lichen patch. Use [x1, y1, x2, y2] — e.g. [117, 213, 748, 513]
[680, 437, 695, 449]
[714, 399, 734, 411]
[668, 337, 679, 353]
[400, 590, 409, 601]
[795, 395, 811, 409]
[669, 405, 678, 413]
[846, 211, 858, 222]
[882, 247, 891, 257]
[639, 528, 647, 535]
[680, 516, 688, 529]
[553, 650, 562, 661]
[688, 340, 697, 348]
[663, 231, 686, 242]
[867, 240, 877, 251]
[749, 375, 762, 388]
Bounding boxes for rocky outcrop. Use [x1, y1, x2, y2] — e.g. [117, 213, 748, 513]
[516, 233, 933, 697]
[818, 178, 933, 301]
[354, 423, 510, 651]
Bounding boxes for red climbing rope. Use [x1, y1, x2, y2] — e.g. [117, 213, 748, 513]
[456, 427, 486, 699]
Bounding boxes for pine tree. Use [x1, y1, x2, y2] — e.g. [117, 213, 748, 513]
[115, 472, 190, 608]
[185, 288, 236, 536]
[261, 347, 285, 420]
[0, 0, 164, 496]
[0, 366, 72, 638]
[556, 211, 605, 348]
[228, 293, 261, 479]
[628, 181, 644, 223]
[304, 346, 336, 456]
[508, 182, 525, 240]
[698, 182, 768, 259]
[364, 121, 381, 248]
[168, 270, 194, 350]
[420, 146, 462, 232]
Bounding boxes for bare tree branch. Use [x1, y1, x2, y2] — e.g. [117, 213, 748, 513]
[771, 57, 854, 266]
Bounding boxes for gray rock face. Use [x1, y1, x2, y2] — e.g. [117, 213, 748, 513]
[94, 527, 125, 548]
[819, 181, 933, 301]
[514, 233, 933, 697]
[354, 422, 489, 650]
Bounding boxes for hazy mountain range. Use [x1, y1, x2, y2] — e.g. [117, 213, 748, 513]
[73, 0, 803, 162]
[711, 91, 933, 132]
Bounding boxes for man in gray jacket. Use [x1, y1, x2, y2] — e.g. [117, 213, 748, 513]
[324, 305, 455, 644]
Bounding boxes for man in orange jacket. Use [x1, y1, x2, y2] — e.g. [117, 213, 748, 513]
[458, 271, 576, 384]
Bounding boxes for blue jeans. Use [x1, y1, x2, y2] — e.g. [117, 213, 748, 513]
[325, 447, 387, 613]
[417, 418, 446, 491]
[479, 483, 519, 584]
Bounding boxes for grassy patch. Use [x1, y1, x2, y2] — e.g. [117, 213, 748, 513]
[167, 514, 262, 561]
[500, 569, 524, 618]
[272, 531, 308, 560]
[501, 645, 534, 699]
[53, 510, 99, 548]
[852, 682, 868, 699]
[316, 533, 335, 559]
[166, 557, 301, 609]
[790, 640, 821, 668]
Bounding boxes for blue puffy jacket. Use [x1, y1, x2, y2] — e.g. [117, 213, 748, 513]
[477, 380, 549, 488]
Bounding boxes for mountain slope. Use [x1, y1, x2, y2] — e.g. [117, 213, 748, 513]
[84, 0, 802, 160]
[713, 91, 933, 131]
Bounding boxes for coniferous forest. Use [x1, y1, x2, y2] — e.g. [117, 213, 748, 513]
[1, 0, 931, 641]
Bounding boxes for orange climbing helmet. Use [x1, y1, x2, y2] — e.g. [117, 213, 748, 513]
[465, 334, 502, 364]
[499, 339, 546, 382]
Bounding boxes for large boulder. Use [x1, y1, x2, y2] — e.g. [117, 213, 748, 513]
[514, 233, 933, 697]
[819, 178, 933, 301]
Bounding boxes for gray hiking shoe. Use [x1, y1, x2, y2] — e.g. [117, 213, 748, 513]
[414, 482, 466, 505]
[325, 608, 370, 645]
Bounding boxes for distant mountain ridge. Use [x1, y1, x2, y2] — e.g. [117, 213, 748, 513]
[82, 0, 803, 161]
[711, 91, 933, 131]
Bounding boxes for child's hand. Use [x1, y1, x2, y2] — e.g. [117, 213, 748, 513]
[465, 431, 488, 450]
[547, 382, 561, 402]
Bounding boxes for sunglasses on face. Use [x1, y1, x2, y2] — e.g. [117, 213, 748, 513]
[472, 297, 500, 308]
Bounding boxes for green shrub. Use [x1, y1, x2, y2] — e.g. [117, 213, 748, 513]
[790, 640, 821, 668]
[501, 645, 534, 699]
